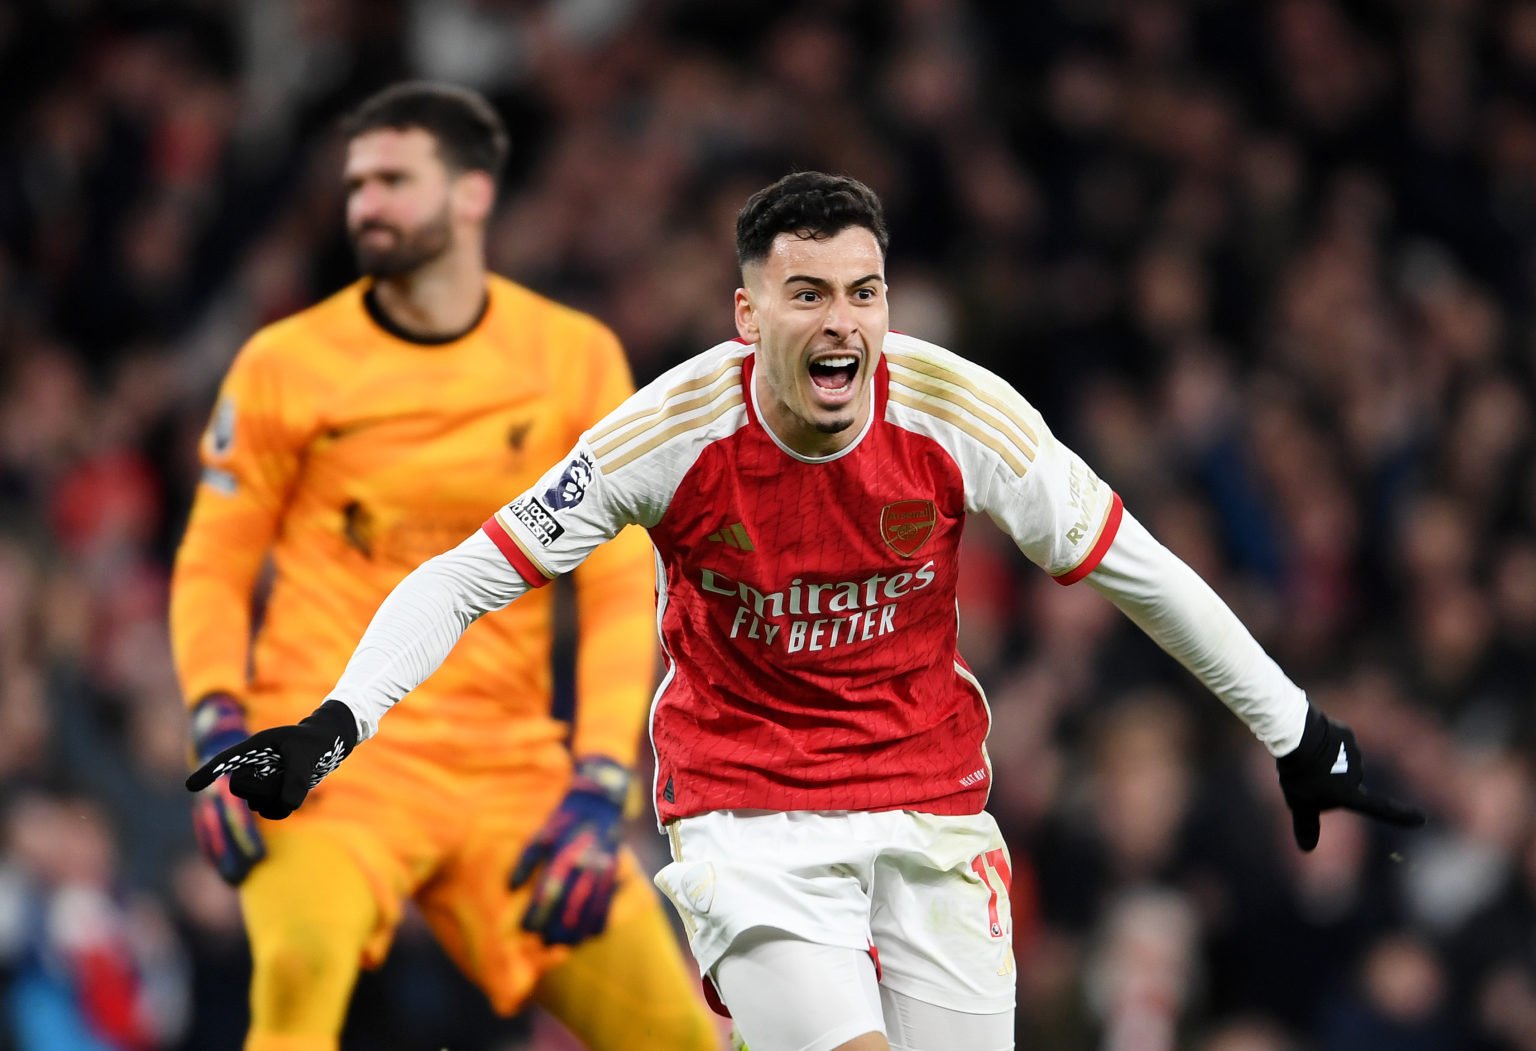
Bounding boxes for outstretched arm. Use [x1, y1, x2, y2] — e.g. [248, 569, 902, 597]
[1085, 511, 1308, 755]
[185, 425, 650, 817]
[1086, 511, 1424, 849]
[902, 339, 1428, 851]
[184, 529, 529, 813]
[328, 529, 529, 739]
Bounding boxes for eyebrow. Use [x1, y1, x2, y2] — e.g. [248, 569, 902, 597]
[345, 167, 410, 186]
[782, 273, 883, 290]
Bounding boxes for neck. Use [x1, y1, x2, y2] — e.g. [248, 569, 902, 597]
[371, 245, 487, 339]
[754, 372, 872, 459]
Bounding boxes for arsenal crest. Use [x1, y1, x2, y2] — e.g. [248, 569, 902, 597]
[881, 500, 936, 558]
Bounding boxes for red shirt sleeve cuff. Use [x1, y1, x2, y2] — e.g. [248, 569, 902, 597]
[481, 516, 553, 588]
[1053, 492, 1123, 586]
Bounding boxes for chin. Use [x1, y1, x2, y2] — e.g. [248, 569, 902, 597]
[355, 251, 415, 278]
[813, 415, 855, 435]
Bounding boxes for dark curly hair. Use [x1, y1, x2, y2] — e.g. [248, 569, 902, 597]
[340, 81, 508, 182]
[735, 172, 890, 270]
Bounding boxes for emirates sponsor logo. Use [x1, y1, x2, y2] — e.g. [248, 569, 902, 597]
[699, 561, 937, 653]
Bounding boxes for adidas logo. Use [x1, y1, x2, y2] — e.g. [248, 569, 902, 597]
[1331, 743, 1349, 775]
[707, 522, 754, 551]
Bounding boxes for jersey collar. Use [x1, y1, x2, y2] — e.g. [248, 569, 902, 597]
[743, 350, 888, 464]
[362, 282, 491, 346]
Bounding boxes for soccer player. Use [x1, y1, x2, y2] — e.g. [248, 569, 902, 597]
[189, 171, 1425, 1051]
[170, 82, 717, 1051]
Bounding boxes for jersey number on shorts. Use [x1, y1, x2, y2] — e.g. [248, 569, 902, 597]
[970, 849, 1012, 939]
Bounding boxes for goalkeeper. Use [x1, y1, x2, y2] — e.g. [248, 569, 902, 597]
[171, 82, 716, 1051]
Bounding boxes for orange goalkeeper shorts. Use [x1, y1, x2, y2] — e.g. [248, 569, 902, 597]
[256, 726, 647, 1015]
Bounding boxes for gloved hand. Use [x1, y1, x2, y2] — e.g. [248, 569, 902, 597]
[189, 693, 267, 885]
[185, 700, 359, 820]
[1276, 705, 1426, 851]
[510, 755, 629, 946]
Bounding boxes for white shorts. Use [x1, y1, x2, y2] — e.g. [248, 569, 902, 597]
[654, 809, 1017, 1015]
[714, 932, 1015, 1051]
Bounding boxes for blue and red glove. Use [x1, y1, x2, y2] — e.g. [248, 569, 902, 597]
[509, 756, 629, 946]
[188, 693, 266, 885]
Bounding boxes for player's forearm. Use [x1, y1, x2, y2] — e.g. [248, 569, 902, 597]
[171, 569, 257, 705]
[170, 510, 272, 707]
[330, 530, 529, 739]
[1086, 511, 1308, 755]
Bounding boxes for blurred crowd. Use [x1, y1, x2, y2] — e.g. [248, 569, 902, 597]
[2, 0, 1535, 1048]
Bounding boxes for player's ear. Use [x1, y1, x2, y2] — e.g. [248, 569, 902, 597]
[454, 170, 496, 225]
[734, 286, 758, 344]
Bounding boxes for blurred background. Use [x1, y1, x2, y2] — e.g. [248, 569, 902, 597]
[2, 0, 1535, 1048]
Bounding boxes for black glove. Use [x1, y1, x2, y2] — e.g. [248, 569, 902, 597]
[1276, 705, 1425, 851]
[185, 700, 358, 820]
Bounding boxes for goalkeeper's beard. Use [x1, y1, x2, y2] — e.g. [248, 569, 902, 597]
[351, 208, 452, 278]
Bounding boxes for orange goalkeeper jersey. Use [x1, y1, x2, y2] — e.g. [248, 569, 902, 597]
[171, 276, 656, 765]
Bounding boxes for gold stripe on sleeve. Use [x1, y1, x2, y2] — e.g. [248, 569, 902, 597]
[887, 369, 1038, 467]
[493, 509, 557, 580]
[600, 393, 745, 474]
[884, 379, 1038, 473]
[588, 360, 743, 448]
[886, 350, 1041, 448]
[888, 386, 1032, 477]
[593, 368, 743, 459]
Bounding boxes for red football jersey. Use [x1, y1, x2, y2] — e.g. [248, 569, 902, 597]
[480, 333, 1122, 821]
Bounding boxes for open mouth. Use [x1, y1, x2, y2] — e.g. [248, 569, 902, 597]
[808, 354, 859, 396]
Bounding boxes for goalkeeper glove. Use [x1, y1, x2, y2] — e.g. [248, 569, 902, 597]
[185, 700, 358, 820]
[189, 693, 266, 885]
[510, 755, 629, 946]
[1276, 705, 1425, 851]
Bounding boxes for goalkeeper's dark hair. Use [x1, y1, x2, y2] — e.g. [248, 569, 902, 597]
[736, 172, 889, 270]
[341, 81, 508, 182]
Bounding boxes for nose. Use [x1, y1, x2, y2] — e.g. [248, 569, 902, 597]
[349, 182, 386, 225]
[823, 293, 855, 340]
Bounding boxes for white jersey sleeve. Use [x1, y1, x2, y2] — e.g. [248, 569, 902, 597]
[484, 341, 751, 583]
[882, 333, 1306, 755]
[882, 334, 1120, 582]
[329, 341, 753, 738]
[329, 530, 527, 739]
[1087, 513, 1308, 754]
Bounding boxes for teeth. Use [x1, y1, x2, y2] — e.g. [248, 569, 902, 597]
[815, 356, 857, 368]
